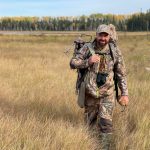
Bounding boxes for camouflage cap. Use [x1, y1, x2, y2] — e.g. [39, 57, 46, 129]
[96, 24, 110, 35]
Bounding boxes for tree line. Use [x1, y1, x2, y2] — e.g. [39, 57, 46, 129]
[0, 10, 149, 31]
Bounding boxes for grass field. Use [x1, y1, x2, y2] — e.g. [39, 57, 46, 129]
[0, 32, 150, 150]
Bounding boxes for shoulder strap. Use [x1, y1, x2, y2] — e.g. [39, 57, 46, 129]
[85, 43, 95, 55]
[109, 42, 119, 101]
[109, 42, 117, 63]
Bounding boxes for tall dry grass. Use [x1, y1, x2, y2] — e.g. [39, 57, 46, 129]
[0, 33, 149, 150]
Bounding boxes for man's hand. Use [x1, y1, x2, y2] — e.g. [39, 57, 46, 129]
[88, 54, 100, 66]
[118, 96, 129, 106]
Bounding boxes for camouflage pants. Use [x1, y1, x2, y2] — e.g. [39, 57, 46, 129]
[84, 93, 115, 133]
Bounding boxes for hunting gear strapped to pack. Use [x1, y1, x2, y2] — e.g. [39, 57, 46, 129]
[67, 24, 119, 108]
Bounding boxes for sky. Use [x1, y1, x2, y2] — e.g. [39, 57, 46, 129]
[0, 0, 149, 17]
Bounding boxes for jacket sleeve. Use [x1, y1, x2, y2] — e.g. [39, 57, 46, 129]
[114, 47, 128, 96]
[70, 45, 90, 69]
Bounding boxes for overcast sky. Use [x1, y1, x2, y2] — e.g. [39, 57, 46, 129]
[0, 0, 149, 17]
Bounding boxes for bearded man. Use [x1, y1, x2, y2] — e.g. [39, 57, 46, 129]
[70, 24, 129, 150]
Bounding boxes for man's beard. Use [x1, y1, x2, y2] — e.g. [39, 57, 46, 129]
[97, 40, 108, 47]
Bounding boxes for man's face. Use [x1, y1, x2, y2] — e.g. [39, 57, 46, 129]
[96, 32, 110, 47]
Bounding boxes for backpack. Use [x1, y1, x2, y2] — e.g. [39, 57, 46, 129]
[109, 24, 118, 42]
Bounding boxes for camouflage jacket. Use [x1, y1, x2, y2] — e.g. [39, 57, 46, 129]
[70, 41, 128, 97]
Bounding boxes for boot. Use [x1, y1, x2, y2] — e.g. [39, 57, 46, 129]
[100, 133, 112, 150]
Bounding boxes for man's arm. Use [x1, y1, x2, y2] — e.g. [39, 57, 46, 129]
[114, 47, 129, 105]
[70, 45, 90, 69]
[70, 44, 100, 69]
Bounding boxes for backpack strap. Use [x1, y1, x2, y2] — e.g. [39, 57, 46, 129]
[86, 43, 95, 55]
[109, 42, 117, 64]
[109, 42, 119, 101]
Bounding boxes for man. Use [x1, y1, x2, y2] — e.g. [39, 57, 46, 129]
[70, 24, 129, 149]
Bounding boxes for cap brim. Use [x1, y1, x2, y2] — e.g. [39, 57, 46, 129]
[97, 31, 110, 35]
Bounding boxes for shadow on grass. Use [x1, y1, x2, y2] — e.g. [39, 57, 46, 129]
[0, 97, 81, 125]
